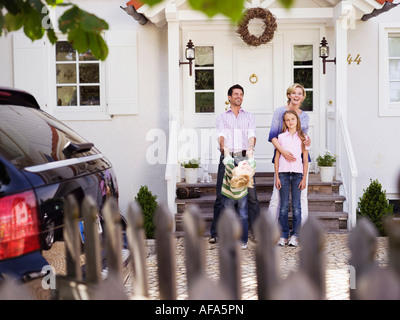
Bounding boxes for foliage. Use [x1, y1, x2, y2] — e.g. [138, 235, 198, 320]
[135, 185, 158, 239]
[179, 157, 201, 168]
[356, 179, 394, 236]
[0, 0, 296, 60]
[316, 151, 337, 167]
[0, 0, 109, 60]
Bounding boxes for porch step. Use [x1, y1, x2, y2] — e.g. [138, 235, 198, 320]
[175, 211, 348, 237]
[175, 173, 348, 234]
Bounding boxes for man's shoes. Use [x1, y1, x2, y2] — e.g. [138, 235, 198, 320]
[208, 237, 218, 244]
[241, 243, 248, 249]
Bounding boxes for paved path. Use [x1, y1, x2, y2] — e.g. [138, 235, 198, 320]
[129, 233, 389, 300]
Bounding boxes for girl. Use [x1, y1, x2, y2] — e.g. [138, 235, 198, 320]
[274, 110, 309, 247]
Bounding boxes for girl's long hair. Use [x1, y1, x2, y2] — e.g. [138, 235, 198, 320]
[282, 110, 306, 143]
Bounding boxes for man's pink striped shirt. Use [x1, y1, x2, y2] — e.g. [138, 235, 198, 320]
[216, 108, 256, 152]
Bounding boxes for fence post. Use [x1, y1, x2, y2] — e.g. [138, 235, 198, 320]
[350, 218, 400, 299]
[183, 205, 205, 294]
[217, 207, 242, 300]
[348, 217, 379, 299]
[299, 216, 326, 299]
[155, 203, 176, 300]
[81, 196, 102, 285]
[125, 200, 149, 298]
[63, 195, 82, 281]
[254, 210, 280, 300]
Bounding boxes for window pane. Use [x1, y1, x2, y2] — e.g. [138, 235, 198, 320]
[195, 92, 214, 113]
[389, 36, 400, 57]
[294, 45, 313, 65]
[56, 41, 76, 61]
[79, 64, 100, 83]
[301, 91, 313, 112]
[389, 59, 400, 80]
[57, 86, 77, 106]
[56, 64, 76, 84]
[195, 70, 214, 90]
[294, 68, 313, 88]
[389, 82, 400, 102]
[80, 86, 100, 106]
[79, 50, 98, 61]
[195, 46, 214, 67]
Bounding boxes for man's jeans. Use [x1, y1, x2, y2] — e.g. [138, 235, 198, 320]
[222, 195, 248, 244]
[278, 172, 303, 239]
[210, 153, 260, 238]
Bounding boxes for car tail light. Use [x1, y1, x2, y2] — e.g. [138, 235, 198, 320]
[0, 191, 40, 260]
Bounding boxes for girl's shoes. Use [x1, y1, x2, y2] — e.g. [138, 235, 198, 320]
[288, 236, 299, 247]
[278, 237, 288, 246]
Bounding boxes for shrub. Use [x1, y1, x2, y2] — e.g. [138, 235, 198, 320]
[356, 179, 393, 236]
[134, 185, 158, 239]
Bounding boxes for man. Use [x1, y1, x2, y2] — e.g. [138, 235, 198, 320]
[209, 84, 260, 244]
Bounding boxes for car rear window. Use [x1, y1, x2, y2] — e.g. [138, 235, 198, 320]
[0, 105, 98, 170]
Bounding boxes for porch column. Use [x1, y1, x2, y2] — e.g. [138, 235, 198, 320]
[165, 1, 180, 221]
[333, 1, 350, 174]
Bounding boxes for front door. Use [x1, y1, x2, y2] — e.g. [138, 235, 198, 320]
[181, 26, 322, 173]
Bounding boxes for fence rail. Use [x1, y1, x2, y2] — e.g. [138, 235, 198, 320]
[1, 196, 399, 300]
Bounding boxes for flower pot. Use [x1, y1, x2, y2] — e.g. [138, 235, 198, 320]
[184, 168, 198, 184]
[319, 166, 335, 182]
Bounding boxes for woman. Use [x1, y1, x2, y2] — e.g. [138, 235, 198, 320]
[267, 83, 311, 225]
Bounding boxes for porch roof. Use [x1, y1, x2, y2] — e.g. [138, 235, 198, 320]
[128, 0, 393, 27]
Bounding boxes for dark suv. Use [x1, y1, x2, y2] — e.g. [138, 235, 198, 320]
[0, 87, 120, 279]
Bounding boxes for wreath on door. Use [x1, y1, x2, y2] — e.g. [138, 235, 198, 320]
[236, 8, 277, 47]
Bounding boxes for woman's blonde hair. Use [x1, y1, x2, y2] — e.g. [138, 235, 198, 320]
[230, 166, 254, 189]
[282, 110, 307, 143]
[286, 83, 306, 104]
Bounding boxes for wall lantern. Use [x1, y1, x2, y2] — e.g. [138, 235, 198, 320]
[179, 40, 195, 76]
[319, 37, 336, 74]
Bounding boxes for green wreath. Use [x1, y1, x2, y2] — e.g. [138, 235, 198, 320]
[236, 8, 277, 47]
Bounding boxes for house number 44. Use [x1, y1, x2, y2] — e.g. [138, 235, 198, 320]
[347, 54, 362, 65]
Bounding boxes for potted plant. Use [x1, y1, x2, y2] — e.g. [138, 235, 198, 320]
[316, 151, 337, 182]
[179, 157, 200, 184]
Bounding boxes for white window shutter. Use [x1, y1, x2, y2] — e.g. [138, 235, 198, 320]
[13, 33, 49, 111]
[106, 30, 139, 115]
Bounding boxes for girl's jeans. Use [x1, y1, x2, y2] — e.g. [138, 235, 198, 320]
[222, 194, 248, 244]
[278, 172, 303, 239]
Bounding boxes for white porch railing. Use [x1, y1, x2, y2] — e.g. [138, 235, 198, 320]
[337, 111, 358, 230]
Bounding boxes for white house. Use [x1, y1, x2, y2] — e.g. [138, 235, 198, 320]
[0, 0, 399, 229]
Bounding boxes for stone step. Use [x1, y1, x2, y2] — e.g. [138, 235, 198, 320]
[177, 173, 341, 196]
[175, 211, 348, 236]
[176, 193, 346, 213]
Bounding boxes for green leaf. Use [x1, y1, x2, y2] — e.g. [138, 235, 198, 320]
[23, 2, 45, 40]
[1, 0, 25, 15]
[4, 12, 24, 32]
[0, 11, 4, 36]
[46, 27, 57, 44]
[277, 0, 295, 9]
[188, 0, 245, 23]
[59, 5, 109, 60]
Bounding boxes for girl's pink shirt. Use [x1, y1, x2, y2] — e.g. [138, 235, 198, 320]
[277, 130, 304, 174]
